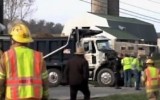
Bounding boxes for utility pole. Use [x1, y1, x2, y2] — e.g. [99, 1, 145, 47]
[0, 0, 3, 24]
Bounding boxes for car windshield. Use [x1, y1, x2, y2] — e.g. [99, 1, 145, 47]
[96, 40, 111, 50]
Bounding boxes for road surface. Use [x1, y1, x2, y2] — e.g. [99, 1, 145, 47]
[49, 85, 145, 100]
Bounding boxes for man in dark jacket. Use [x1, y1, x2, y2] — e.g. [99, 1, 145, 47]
[64, 47, 90, 100]
[114, 53, 123, 89]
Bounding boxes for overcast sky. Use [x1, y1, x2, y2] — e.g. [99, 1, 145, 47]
[31, 0, 160, 32]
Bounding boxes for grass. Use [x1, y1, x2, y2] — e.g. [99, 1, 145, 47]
[92, 93, 148, 100]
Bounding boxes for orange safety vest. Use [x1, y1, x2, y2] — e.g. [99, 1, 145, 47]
[4, 47, 43, 99]
[145, 67, 160, 93]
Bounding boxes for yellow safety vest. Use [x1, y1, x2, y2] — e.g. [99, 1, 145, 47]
[121, 57, 132, 70]
[144, 66, 160, 93]
[132, 58, 143, 71]
[4, 46, 44, 99]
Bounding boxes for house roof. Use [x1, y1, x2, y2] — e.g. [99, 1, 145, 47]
[98, 26, 139, 40]
[91, 13, 157, 42]
[92, 13, 151, 25]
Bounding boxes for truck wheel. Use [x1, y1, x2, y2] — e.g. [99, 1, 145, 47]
[97, 68, 115, 86]
[48, 69, 62, 87]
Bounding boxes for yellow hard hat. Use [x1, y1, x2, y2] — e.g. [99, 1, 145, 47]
[10, 23, 33, 43]
[146, 59, 154, 64]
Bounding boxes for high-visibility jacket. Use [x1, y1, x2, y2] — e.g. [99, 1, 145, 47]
[142, 66, 160, 93]
[129, 56, 134, 62]
[1, 46, 48, 99]
[121, 57, 132, 71]
[132, 58, 143, 71]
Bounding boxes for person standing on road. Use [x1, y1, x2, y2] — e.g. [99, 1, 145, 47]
[121, 54, 132, 87]
[0, 22, 49, 100]
[64, 47, 90, 100]
[132, 54, 143, 90]
[143, 55, 152, 70]
[142, 59, 160, 100]
[114, 53, 123, 89]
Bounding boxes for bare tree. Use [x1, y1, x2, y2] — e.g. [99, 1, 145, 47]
[4, 0, 36, 20]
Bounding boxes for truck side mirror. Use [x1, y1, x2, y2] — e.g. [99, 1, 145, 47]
[0, 23, 5, 32]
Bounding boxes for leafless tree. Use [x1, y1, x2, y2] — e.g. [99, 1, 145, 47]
[4, 0, 36, 20]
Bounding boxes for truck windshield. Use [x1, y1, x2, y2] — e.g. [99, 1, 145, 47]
[96, 40, 111, 51]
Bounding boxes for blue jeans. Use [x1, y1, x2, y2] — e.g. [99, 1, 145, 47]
[133, 69, 141, 89]
[124, 69, 132, 87]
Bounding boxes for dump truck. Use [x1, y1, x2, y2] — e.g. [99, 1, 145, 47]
[0, 27, 119, 87]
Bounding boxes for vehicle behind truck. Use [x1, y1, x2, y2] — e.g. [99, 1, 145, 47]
[0, 27, 118, 87]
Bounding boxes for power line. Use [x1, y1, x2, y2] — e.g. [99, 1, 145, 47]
[121, 1, 160, 15]
[80, 0, 160, 23]
[148, 0, 160, 5]
[80, 0, 107, 9]
[120, 11, 160, 23]
[91, 0, 108, 5]
[120, 8, 160, 21]
[91, 0, 160, 20]
[93, 0, 160, 15]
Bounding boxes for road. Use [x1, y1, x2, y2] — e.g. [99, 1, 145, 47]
[49, 85, 145, 100]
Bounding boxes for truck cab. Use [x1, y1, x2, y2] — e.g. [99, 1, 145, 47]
[80, 36, 117, 86]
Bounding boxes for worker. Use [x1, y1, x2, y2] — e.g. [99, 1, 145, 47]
[0, 23, 49, 100]
[132, 54, 143, 90]
[114, 53, 123, 89]
[129, 54, 135, 63]
[121, 54, 132, 87]
[64, 47, 90, 100]
[143, 55, 152, 70]
[142, 59, 160, 100]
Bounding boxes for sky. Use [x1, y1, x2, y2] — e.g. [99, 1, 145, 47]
[31, 0, 160, 32]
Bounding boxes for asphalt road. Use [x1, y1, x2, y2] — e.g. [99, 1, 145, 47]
[49, 85, 145, 100]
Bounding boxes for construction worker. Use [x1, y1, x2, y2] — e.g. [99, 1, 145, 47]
[0, 23, 49, 100]
[132, 54, 143, 90]
[121, 54, 132, 87]
[142, 59, 160, 100]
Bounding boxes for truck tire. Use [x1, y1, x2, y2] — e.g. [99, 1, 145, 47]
[48, 69, 62, 87]
[97, 68, 115, 86]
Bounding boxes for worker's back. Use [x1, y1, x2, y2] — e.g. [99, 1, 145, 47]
[4, 46, 43, 99]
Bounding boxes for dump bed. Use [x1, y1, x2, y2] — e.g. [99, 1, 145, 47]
[0, 35, 76, 67]
[31, 36, 76, 66]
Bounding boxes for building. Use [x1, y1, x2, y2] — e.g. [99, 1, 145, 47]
[62, 13, 157, 55]
[91, 0, 119, 16]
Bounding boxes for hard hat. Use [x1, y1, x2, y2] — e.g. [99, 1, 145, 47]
[9, 23, 33, 43]
[146, 59, 154, 64]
